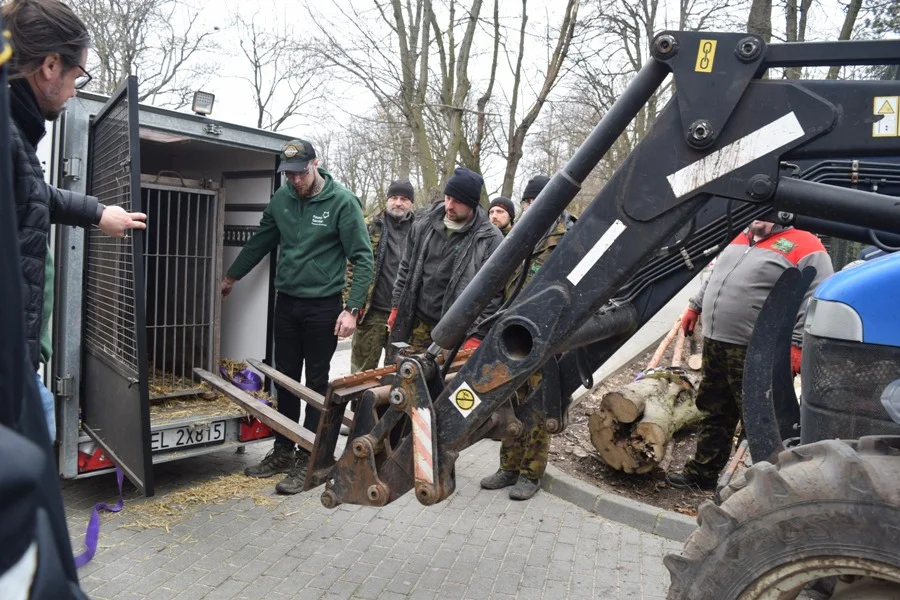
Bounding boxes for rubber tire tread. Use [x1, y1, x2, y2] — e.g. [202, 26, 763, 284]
[664, 436, 900, 600]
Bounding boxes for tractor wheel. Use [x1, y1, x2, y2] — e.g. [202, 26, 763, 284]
[665, 436, 900, 600]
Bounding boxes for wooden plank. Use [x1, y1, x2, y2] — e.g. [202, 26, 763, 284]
[246, 358, 326, 409]
[247, 358, 355, 426]
[194, 368, 316, 452]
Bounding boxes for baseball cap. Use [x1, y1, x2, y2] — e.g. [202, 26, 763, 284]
[277, 139, 317, 173]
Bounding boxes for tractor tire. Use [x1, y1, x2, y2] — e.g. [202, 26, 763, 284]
[665, 436, 900, 600]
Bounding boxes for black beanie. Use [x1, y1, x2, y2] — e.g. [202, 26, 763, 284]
[522, 175, 551, 201]
[387, 179, 414, 202]
[444, 167, 483, 209]
[489, 196, 515, 224]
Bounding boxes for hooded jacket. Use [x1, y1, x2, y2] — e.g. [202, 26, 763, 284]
[689, 225, 833, 347]
[390, 201, 503, 345]
[227, 169, 373, 308]
[10, 79, 104, 369]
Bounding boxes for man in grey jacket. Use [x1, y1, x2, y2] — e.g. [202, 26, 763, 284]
[388, 167, 503, 352]
[667, 221, 833, 489]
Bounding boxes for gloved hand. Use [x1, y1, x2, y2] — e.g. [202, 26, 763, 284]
[387, 307, 398, 332]
[681, 308, 700, 335]
[462, 337, 482, 351]
[791, 345, 802, 375]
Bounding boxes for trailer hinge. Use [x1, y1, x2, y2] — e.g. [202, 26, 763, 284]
[204, 123, 223, 136]
[55, 375, 74, 398]
[62, 157, 82, 181]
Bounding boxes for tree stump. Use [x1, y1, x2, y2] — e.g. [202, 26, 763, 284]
[588, 371, 703, 474]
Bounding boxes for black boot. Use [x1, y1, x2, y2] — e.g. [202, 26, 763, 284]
[666, 471, 717, 490]
[480, 469, 519, 490]
[509, 476, 540, 500]
[244, 444, 295, 478]
[275, 451, 310, 495]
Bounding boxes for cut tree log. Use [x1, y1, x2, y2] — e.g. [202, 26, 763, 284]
[589, 371, 704, 474]
[671, 326, 687, 367]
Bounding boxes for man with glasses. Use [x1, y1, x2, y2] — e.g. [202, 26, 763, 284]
[222, 139, 373, 495]
[4, 0, 147, 444]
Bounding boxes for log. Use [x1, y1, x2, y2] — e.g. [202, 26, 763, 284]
[671, 326, 687, 367]
[589, 371, 704, 474]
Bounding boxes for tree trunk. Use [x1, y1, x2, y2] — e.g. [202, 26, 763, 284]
[826, 0, 863, 80]
[588, 373, 703, 474]
[747, 0, 772, 43]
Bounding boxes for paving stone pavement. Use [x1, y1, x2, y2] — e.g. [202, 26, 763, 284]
[62, 440, 681, 600]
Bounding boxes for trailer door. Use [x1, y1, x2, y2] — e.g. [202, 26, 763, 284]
[81, 76, 153, 495]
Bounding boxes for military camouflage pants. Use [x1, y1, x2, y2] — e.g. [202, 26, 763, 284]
[350, 308, 391, 373]
[499, 373, 550, 480]
[405, 317, 435, 354]
[683, 338, 747, 482]
[500, 423, 550, 480]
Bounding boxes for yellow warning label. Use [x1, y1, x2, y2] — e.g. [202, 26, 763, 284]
[455, 389, 475, 410]
[873, 96, 899, 138]
[695, 39, 717, 73]
[450, 382, 481, 418]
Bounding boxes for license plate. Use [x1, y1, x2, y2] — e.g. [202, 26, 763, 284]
[151, 421, 226, 452]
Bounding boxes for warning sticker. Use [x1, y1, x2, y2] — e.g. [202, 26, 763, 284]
[451, 381, 481, 418]
[873, 96, 899, 138]
[694, 39, 717, 73]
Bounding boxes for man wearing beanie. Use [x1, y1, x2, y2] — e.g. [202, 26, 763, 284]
[346, 179, 416, 373]
[483, 174, 577, 500]
[388, 167, 503, 352]
[489, 196, 515, 236]
[222, 139, 373, 494]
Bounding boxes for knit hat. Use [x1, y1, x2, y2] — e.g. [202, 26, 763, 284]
[444, 167, 483, 209]
[387, 179, 414, 202]
[522, 175, 551, 201]
[489, 196, 515, 225]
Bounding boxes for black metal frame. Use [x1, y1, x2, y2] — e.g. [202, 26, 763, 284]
[81, 76, 154, 495]
[323, 32, 900, 507]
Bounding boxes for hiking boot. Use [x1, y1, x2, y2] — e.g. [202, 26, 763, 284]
[666, 471, 717, 490]
[275, 451, 310, 495]
[480, 469, 519, 490]
[509, 476, 541, 501]
[244, 445, 295, 478]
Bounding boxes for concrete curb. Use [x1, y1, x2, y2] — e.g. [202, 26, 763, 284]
[541, 464, 697, 542]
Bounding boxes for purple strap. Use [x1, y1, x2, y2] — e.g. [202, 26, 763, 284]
[74, 465, 124, 568]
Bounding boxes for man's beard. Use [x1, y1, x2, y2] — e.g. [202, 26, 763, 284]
[446, 209, 470, 223]
[387, 206, 409, 219]
[40, 82, 64, 121]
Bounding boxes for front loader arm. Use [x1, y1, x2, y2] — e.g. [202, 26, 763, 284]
[320, 31, 900, 508]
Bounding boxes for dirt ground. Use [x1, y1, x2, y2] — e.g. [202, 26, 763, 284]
[549, 329, 718, 516]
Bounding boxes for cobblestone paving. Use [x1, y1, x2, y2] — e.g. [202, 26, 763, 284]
[63, 440, 681, 599]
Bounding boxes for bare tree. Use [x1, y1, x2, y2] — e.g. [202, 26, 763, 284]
[500, 0, 579, 197]
[826, 0, 864, 79]
[747, 0, 773, 42]
[234, 12, 324, 131]
[70, 0, 220, 107]
[784, 0, 814, 78]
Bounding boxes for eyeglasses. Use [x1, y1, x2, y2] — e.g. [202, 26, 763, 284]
[74, 65, 92, 90]
[284, 164, 315, 179]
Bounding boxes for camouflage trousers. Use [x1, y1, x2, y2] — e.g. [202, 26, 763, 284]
[405, 317, 435, 354]
[683, 338, 747, 482]
[500, 423, 550, 480]
[499, 373, 550, 480]
[350, 308, 391, 373]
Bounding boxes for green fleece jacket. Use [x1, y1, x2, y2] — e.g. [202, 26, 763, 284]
[226, 169, 374, 309]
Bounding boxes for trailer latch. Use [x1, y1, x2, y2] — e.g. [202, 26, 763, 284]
[204, 123, 223, 136]
[62, 157, 82, 181]
[55, 375, 74, 398]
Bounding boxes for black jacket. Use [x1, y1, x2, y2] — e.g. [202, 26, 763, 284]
[10, 79, 103, 368]
[390, 201, 503, 345]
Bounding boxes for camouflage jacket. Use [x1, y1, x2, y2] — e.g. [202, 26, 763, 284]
[505, 212, 576, 299]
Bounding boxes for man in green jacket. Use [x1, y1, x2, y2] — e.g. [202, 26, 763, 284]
[222, 139, 373, 494]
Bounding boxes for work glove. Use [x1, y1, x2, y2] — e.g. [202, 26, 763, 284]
[681, 308, 700, 336]
[387, 307, 398, 332]
[462, 338, 482, 351]
[791, 345, 802, 375]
